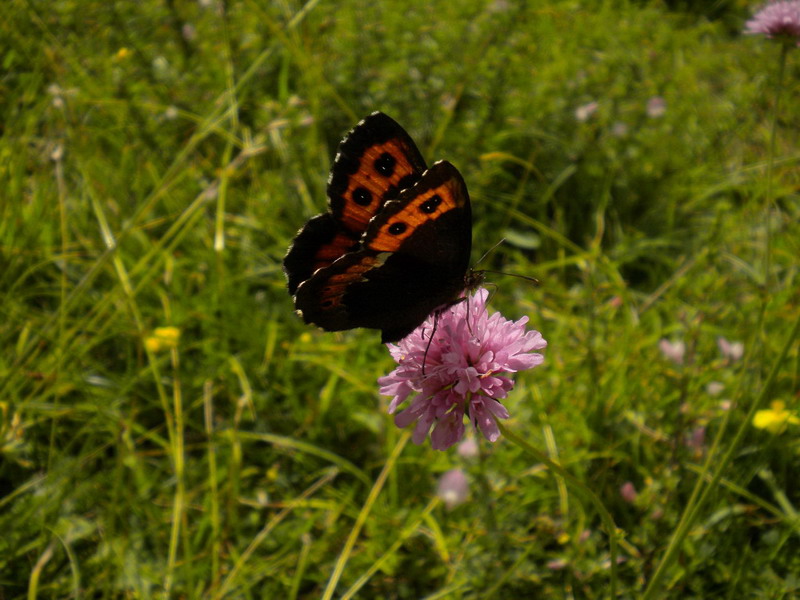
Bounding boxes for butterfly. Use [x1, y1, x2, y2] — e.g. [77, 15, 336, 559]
[283, 112, 481, 343]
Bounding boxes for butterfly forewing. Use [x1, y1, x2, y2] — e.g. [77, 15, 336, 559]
[362, 160, 471, 259]
[327, 112, 427, 235]
[284, 112, 427, 295]
[292, 160, 473, 343]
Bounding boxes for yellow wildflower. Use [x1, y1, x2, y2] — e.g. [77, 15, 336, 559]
[114, 47, 130, 61]
[145, 327, 181, 353]
[753, 401, 800, 434]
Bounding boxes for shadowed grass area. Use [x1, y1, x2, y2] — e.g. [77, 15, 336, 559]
[2, 0, 799, 597]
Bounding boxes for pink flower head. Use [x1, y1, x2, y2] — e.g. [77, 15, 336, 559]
[646, 96, 667, 118]
[378, 288, 547, 450]
[620, 481, 638, 503]
[744, 1, 800, 44]
[658, 338, 685, 365]
[717, 336, 744, 362]
[685, 426, 706, 456]
[575, 101, 599, 122]
[457, 437, 479, 459]
[437, 469, 469, 509]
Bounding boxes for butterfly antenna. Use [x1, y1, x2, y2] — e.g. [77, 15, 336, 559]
[463, 293, 474, 336]
[472, 238, 539, 285]
[474, 238, 506, 267]
[480, 269, 540, 285]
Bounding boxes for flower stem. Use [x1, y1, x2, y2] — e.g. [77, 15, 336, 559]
[476, 436, 499, 532]
[763, 41, 787, 291]
[322, 432, 410, 600]
[496, 421, 618, 596]
[642, 311, 800, 598]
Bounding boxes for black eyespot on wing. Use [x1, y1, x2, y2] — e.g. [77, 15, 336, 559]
[374, 152, 396, 177]
[420, 194, 442, 214]
[352, 187, 372, 206]
[388, 222, 407, 235]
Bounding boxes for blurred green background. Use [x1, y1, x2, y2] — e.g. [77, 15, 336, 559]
[2, 0, 799, 597]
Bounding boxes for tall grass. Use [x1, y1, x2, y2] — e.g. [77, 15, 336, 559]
[2, 0, 799, 597]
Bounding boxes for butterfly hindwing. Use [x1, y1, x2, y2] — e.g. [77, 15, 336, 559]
[283, 214, 359, 295]
[293, 160, 472, 342]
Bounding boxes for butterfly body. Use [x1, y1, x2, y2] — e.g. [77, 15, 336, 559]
[284, 112, 477, 343]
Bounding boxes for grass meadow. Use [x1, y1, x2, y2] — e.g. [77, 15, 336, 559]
[2, 0, 800, 597]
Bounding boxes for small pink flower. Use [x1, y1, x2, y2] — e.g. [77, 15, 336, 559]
[646, 96, 667, 118]
[378, 288, 547, 450]
[717, 336, 744, 362]
[575, 101, 599, 122]
[744, 1, 800, 44]
[182, 23, 197, 41]
[658, 338, 685, 365]
[685, 426, 706, 455]
[457, 438, 479, 459]
[607, 295, 623, 309]
[611, 122, 629, 137]
[547, 558, 568, 570]
[437, 469, 469, 509]
[620, 481, 638, 503]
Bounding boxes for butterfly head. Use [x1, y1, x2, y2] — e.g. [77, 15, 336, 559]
[464, 269, 486, 294]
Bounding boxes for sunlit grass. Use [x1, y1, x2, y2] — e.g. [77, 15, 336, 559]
[2, 0, 799, 597]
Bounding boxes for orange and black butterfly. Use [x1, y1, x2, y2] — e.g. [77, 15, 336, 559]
[283, 112, 479, 343]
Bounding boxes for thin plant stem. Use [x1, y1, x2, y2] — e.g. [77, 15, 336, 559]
[763, 42, 788, 291]
[497, 421, 619, 598]
[642, 311, 800, 599]
[476, 435, 499, 532]
[341, 498, 439, 600]
[215, 469, 338, 599]
[322, 432, 410, 600]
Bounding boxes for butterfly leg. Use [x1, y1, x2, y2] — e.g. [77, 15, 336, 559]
[421, 312, 441, 376]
